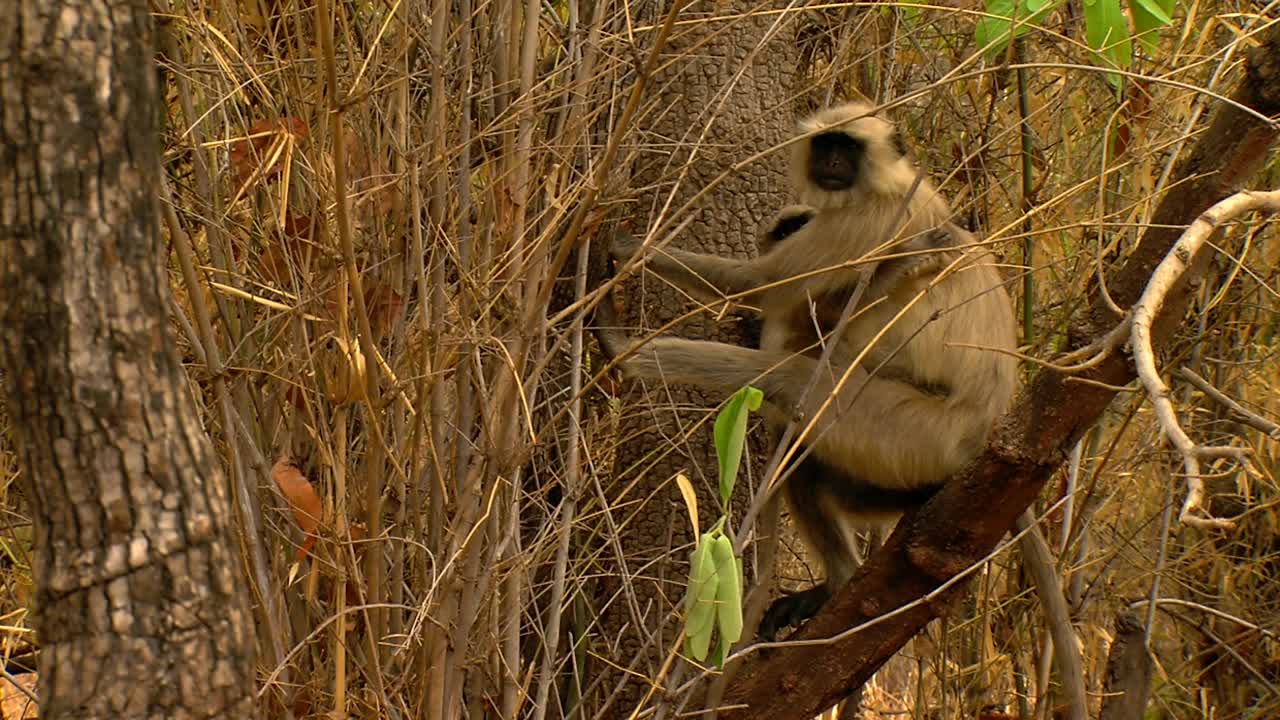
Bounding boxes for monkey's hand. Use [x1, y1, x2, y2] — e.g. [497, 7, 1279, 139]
[594, 327, 630, 363]
[737, 313, 763, 350]
[594, 331, 666, 380]
[609, 233, 644, 267]
[759, 584, 831, 641]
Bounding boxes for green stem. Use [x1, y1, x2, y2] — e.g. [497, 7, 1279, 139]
[1016, 41, 1036, 343]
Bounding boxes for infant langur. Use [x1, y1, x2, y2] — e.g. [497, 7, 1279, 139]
[601, 102, 1018, 637]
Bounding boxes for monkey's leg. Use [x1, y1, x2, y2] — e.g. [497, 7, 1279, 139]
[759, 454, 855, 640]
[617, 337, 988, 489]
[758, 452, 939, 639]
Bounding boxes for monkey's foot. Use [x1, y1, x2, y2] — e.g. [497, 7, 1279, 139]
[759, 584, 831, 640]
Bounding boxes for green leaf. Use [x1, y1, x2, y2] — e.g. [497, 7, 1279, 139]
[685, 622, 714, 663]
[1131, 0, 1175, 54]
[1083, 0, 1133, 88]
[711, 633, 728, 668]
[683, 535, 721, 661]
[711, 535, 743, 644]
[974, 0, 1017, 58]
[974, 0, 1064, 59]
[713, 386, 763, 509]
[1131, 0, 1173, 23]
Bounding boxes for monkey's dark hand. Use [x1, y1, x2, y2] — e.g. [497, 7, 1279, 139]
[738, 314, 763, 350]
[759, 584, 831, 641]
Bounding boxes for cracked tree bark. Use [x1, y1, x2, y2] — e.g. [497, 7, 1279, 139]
[595, 3, 796, 716]
[718, 25, 1280, 720]
[0, 1, 258, 718]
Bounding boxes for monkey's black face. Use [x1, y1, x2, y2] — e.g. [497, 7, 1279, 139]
[808, 132, 863, 191]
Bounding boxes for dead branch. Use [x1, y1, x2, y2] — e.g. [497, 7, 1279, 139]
[1178, 367, 1280, 439]
[1129, 189, 1280, 530]
[1098, 611, 1152, 720]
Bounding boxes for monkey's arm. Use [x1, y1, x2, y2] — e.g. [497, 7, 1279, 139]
[612, 336, 992, 489]
[612, 235, 769, 302]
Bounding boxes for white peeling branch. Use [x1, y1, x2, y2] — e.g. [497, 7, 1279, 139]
[1130, 189, 1280, 531]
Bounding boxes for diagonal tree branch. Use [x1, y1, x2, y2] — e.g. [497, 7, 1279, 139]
[720, 27, 1280, 720]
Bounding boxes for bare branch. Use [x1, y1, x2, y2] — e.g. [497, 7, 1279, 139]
[1178, 367, 1280, 439]
[1015, 511, 1087, 720]
[1129, 189, 1280, 530]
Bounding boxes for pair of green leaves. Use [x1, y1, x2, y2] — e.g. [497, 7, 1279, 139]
[977, 0, 1175, 87]
[685, 531, 745, 664]
[681, 386, 761, 664]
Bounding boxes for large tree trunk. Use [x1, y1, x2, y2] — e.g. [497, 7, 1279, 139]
[0, 1, 258, 718]
[596, 3, 796, 715]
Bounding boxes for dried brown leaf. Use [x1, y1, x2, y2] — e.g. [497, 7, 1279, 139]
[0, 673, 37, 719]
[271, 457, 322, 559]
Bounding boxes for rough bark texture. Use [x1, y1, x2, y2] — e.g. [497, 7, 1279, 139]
[719, 27, 1280, 720]
[0, 1, 258, 718]
[597, 2, 796, 714]
[1099, 611, 1152, 720]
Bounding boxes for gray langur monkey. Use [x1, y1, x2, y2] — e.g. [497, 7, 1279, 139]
[600, 102, 1019, 636]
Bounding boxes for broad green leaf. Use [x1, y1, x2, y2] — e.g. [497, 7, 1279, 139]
[713, 386, 763, 509]
[1084, 0, 1133, 88]
[1131, 0, 1175, 54]
[711, 634, 728, 668]
[974, 0, 1064, 59]
[1131, 0, 1173, 23]
[684, 535, 721, 661]
[974, 0, 1017, 58]
[685, 621, 714, 663]
[711, 535, 744, 644]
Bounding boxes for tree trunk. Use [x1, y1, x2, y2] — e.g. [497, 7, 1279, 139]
[0, 1, 259, 718]
[596, 2, 796, 715]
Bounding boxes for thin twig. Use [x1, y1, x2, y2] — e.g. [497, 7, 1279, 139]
[1178, 368, 1280, 439]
